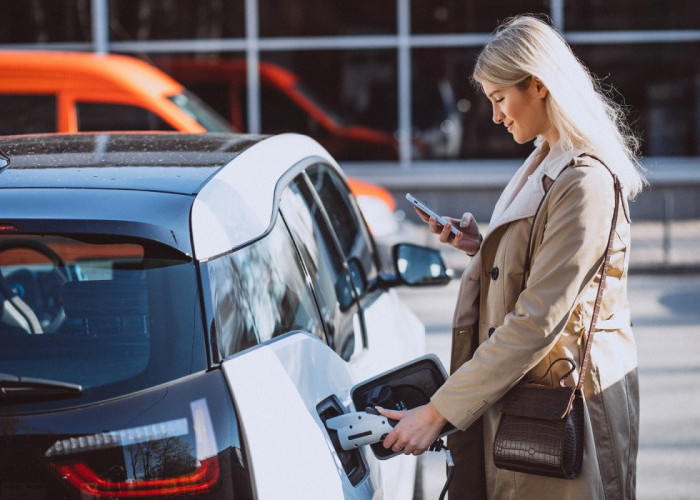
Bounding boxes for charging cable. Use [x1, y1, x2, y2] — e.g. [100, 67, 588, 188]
[428, 438, 454, 500]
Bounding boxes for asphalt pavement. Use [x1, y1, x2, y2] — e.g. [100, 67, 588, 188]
[394, 225, 700, 499]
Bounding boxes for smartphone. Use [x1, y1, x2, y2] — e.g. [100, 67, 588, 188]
[405, 193, 460, 236]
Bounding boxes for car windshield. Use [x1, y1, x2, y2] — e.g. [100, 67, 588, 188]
[169, 89, 234, 132]
[0, 234, 205, 405]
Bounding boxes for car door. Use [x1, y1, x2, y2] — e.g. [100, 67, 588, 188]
[214, 161, 425, 498]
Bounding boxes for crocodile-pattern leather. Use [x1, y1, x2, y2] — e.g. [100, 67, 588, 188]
[494, 384, 584, 479]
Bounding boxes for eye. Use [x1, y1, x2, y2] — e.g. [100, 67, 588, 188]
[495, 97, 504, 104]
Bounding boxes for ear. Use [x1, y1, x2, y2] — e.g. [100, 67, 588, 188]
[533, 77, 549, 98]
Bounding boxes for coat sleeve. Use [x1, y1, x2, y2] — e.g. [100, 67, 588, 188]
[431, 164, 615, 430]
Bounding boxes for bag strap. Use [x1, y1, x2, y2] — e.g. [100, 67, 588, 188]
[575, 155, 622, 393]
[523, 154, 622, 398]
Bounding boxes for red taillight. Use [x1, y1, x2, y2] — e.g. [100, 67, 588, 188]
[47, 398, 220, 498]
[0, 223, 18, 233]
[56, 456, 219, 498]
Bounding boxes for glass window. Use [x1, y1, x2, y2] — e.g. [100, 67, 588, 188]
[0, 234, 205, 400]
[0, 94, 57, 135]
[264, 50, 399, 161]
[76, 102, 175, 132]
[260, 84, 312, 133]
[280, 176, 361, 361]
[150, 55, 247, 131]
[575, 42, 700, 156]
[109, 0, 244, 40]
[565, 0, 700, 31]
[168, 91, 233, 132]
[411, 0, 549, 34]
[207, 220, 325, 358]
[306, 164, 378, 286]
[259, 0, 396, 37]
[0, 1, 91, 43]
[412, 47, 534, 159]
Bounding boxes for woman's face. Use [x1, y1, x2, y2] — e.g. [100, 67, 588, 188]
[482, 78, 557, 146]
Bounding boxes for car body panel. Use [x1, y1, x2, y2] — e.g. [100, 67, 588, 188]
[191, 133, 336, 260]
[222, 333, 360, 499]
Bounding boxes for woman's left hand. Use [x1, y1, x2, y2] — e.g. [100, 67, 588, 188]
[376, 402, 448, 455]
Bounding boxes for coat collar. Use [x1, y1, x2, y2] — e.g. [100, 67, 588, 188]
[486, 141, 582, 236]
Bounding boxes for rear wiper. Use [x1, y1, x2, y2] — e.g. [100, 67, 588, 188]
[0, 373, 83, 401]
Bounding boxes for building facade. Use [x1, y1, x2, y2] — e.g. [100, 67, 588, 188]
[1, 0, 699, 218]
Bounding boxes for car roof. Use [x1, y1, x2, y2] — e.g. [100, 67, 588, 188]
[0, 133, 262, 193]
[0, 132, 340, 260]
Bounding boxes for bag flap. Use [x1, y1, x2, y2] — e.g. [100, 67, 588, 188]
[501, 383, 575, 420]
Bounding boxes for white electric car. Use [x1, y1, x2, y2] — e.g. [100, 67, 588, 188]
[0, 132, 451, 499]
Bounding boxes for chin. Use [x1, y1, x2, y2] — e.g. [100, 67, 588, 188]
[512, 134, 536, 145]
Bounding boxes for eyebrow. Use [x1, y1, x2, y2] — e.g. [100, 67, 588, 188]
[487, 89, 501, 99]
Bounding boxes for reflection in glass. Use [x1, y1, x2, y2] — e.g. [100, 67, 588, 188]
[411, 0, 549, 34]
[281, 177, 360, 360]
[262, 50, 399, 161]
[0, 234, 205, 399]
[0, 2, 91, 43]
[109, 0, 244, 40]
[208, 220, 324, 358]
[575, 42, 700, 156]
[395, 244, 450, 286]
[565, 0, 700, 30]
[413, 47, 534, 159]
[259, 0, 396, 37]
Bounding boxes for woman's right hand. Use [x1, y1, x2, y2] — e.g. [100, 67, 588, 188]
[414, 207, 481, 255]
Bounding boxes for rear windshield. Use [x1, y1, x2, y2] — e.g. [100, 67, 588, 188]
[0, 234, 206, 406]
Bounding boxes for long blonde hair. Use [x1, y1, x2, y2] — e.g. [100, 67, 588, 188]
[473, 15, 646, 199]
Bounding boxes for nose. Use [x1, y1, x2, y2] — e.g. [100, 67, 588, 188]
[492, 105, 504, 124]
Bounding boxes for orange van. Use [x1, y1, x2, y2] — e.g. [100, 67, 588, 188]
[0, 51, 231, 135]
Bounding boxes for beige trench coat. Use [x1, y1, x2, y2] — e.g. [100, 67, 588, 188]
[431, 146, 639, 499]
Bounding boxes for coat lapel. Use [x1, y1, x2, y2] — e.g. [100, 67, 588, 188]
[486, 142, 581, 236]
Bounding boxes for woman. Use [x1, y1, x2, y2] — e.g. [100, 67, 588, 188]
[378, 15, 644, 499]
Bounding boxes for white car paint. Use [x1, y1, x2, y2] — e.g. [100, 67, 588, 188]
[222, 306, 427, 500]
[191, 133, 338, 261]
[222, 333, 375, 499]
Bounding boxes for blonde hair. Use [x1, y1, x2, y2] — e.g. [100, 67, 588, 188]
[473, 15, 646, 199]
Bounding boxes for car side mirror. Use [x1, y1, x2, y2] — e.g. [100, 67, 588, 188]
[393, 243, 451, 286]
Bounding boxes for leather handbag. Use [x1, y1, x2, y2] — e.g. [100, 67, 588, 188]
[493, 158, 622, 479]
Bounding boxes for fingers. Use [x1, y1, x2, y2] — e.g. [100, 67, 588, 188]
[383, 434, 427, 455]
[375, 406, 405, 421]
[413, 206, 430, 223]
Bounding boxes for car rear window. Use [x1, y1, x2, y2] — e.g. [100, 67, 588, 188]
[0, 234, 206, 406]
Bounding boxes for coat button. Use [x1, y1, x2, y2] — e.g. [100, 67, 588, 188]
[490, 267, 499, 280]
[488, 327, 495, 337]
